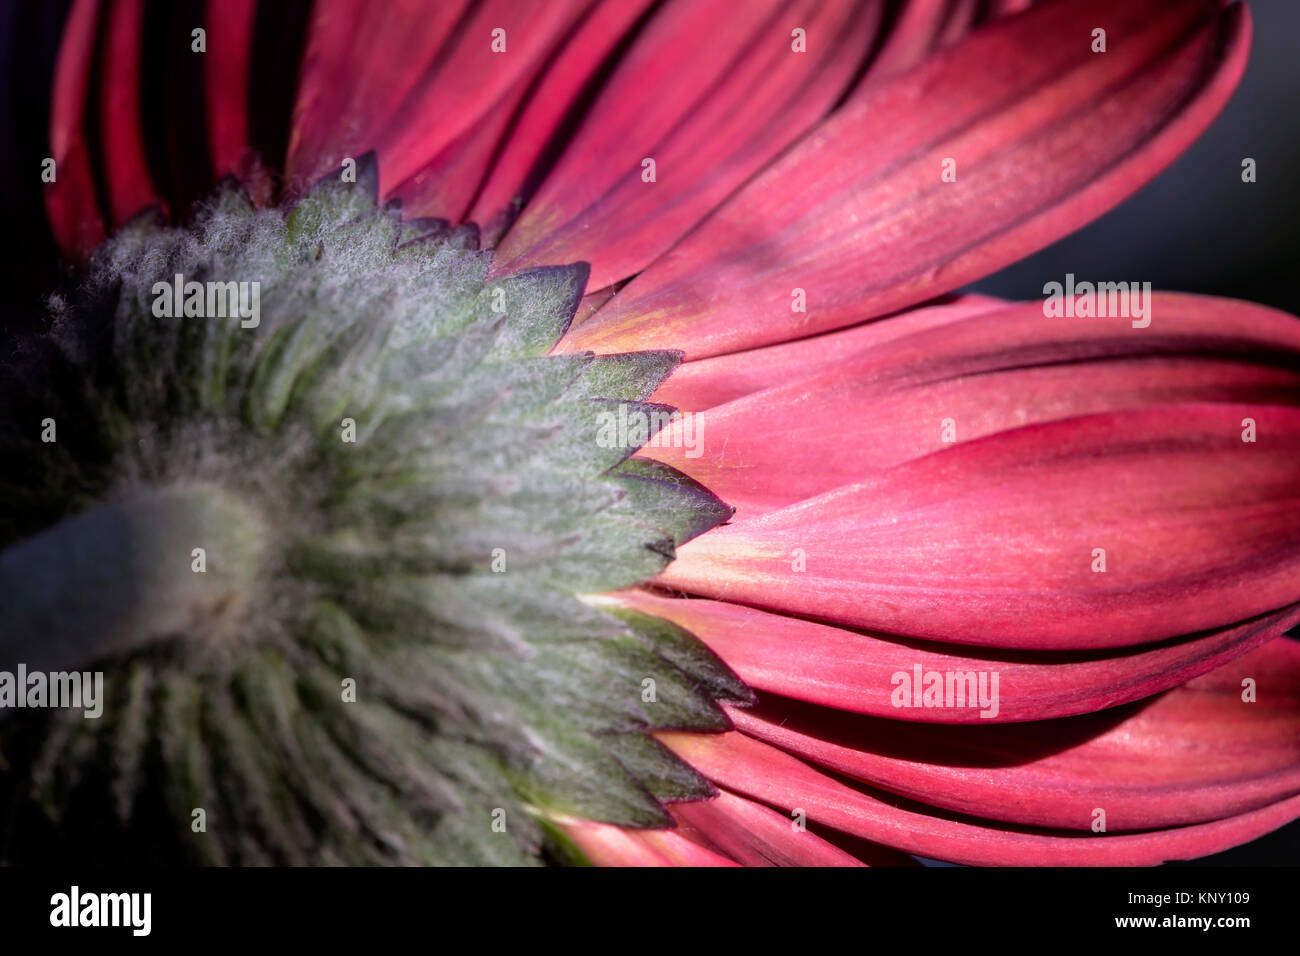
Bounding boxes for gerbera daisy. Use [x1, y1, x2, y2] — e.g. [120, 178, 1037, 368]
[2, 0, 1298, 867]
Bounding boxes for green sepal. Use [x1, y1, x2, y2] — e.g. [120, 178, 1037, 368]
[614, 608, 756, 706]
[609, 457, 734, 546]
[603, 732, 717, 804]
[0, 156, 756, 867]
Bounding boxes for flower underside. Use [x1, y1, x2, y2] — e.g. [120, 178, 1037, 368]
[0, 155, 747, 865]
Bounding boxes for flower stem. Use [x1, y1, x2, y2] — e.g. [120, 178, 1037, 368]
[0, 486, 263, 672]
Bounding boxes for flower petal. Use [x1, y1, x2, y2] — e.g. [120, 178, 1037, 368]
[630, 827, 742, 866]
[660, 725, 1300, 866]
[670, 789, 868, 866]
[385, 76, 529, 223]
[645, 295, 1300, 516]
[45, 0, 105, 256]
[204, 0, 259, 180]
[658, 405, 1300, 649]
[96, 0, 161, 226]
[466, 0, 658, 242]
[565, 0, 1251, 358]
[855, 0, 950, 84]
[285, 0, 472, 189]
[557, 819, 675, 866]
[364, 1, 586, 197]
[614, 590, 1300, 723]
[726, 637, 1300, 831]
[649, 294, 1006, 412]
[493, 0, 884, 291]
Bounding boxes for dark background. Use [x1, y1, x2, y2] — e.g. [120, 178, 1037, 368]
[967, 0, 1300, 865]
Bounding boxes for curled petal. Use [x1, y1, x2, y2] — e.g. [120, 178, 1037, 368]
[646, 295, 1300, 515]
[613, 591, 1300, 723]
[670, 789, 871, 866]
[649, 294, 1006, 412]
[725, 637, 1300, 831]
[659, 405, 1300, 649]
[660, 724, 1300, 866]
[566, 0, 1251, 357]
[496, 0, 884, 290]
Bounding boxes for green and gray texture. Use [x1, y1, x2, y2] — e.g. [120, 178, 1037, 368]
[0, 156, 749, 865]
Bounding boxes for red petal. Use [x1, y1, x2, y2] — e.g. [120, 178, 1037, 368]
[649, 294, 1006, 412]
[285, 0, 471, 190]
[97, 0, 161, 225]
[466, 0, 657, 243]
[658, 405, 1300, 649]
[670, 790, 868, 866]
[558, 819, 675, 866]
[45, 0, 105, 257]
[386, 75, 528, 223]
[365, 1, 586, 198]
[613, 591, 1300, 723]
[933, 0, 982, 48]
[855, 0, 948, 84]
[645, 295, 1300, 516]
[564, 0, 1250, 358]
[660, 727, 1300, 866]
[630, 827, 742, 866]
[851, 0, 1025, 90]
[494, 0, 883, 291]
[727, 638, 1300, 831]
[204, 0, 258, 179]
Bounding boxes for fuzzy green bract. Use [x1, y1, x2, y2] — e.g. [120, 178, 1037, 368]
[0, 156, 748, 865]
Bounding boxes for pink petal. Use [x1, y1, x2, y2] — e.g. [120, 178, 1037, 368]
[285, 0, 472, 190]
[563, 0, 1251, 358]
[204, 0, 258, 179]
[613, 590, 1300, 723]
[630, 827, 742, 866]
[96, 0, 160, 226]
[933, 0, 982, 48]
[660, 727, 1300, 866]
[365, 1, 586, 198]
[493, 0, 884, 291]
[645, 295, 1300, 516]
[854, 0, 949, 84]
[670, 789, 868, 866]
[45, 0, 105, 257]
[658, 405, 1300, 649]
[558, 819, 675, 866]
[648, 294, 1006, 412]
[466, 0, 658, 243]
[386, 75, 529, 223]
[851, 0, 1027, 91]
[726, 637, 1300, 831]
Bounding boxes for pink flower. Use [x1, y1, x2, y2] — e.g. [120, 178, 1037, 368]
[10, 0, 1298, 866]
